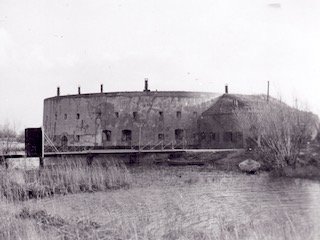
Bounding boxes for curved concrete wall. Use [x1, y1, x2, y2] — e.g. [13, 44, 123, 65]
[43, 91, 221, 148]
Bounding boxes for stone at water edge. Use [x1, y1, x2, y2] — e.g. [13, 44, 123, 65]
[239, 159, 261, 173]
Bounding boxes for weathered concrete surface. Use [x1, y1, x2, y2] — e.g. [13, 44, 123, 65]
[43, 91, 221, 148]
[198, 94, 245, 149]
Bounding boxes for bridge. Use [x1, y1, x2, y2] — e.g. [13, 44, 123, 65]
[0, 131, 241, 168]
[1, 146, 238, 159]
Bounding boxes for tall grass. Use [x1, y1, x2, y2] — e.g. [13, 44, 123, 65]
[0, 157, 131, 202]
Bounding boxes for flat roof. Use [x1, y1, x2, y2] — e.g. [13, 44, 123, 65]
[44, 91, 222, 101]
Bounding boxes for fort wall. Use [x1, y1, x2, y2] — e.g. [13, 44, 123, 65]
[43, 91, 221, 148]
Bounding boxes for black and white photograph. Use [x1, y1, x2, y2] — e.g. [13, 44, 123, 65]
[0, 0, 320, 239]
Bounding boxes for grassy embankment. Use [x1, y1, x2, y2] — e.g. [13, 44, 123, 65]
[194, 145, 320, 180]
[1, 156, 319, 240]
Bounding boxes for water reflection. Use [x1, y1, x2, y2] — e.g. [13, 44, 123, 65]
[219, 174, 320, 238]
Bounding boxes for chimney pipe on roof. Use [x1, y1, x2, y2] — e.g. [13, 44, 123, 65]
[78, 86, 81, 95]
[100, 84, 103, 93]
[225, 84, 228, 94]
[144, 78, 150, 92]
[57, 86, 60, 96]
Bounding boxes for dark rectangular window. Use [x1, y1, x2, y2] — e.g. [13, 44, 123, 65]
[76, 113, 80, 119]
[200, 132, 206, 140]
[233, 132, 243, 143]
[210, 132, 216, 141]
[133, 112, 138, 120]
[193, 111, 198, 117]
[115, 112, 119, 118]
[103, 130, 112, 142]
[64, 114, 67, 120]
[122, 130, 132, 142]
[176, 111, 181, 118]
[159, 111, 163, 121]
[158, 133, 165, 140]
[223, 132, 233, 142]
[175, 129, 185, 141]
[55, 113, 58, 120]
[193, 133, 199, 141]
[76, 135, 80, 141]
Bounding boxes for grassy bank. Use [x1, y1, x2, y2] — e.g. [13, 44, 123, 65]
[0, 158, 131, 202]
[184, 148, 320, 180]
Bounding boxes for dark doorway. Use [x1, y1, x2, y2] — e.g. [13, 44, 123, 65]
[175, 129, 185, 141]
[122, 130, 132, 142]
[61, 135, 68, 151]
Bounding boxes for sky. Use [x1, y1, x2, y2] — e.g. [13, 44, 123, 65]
[1, 0, 320, 132]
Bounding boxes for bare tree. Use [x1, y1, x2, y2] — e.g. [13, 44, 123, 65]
[234, 99, 317, 169]
[0, 122, 20, 155]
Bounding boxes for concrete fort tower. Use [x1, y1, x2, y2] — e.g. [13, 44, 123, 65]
[43, 81, 221, 149]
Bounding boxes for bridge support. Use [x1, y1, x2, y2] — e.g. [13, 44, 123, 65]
[39, 157, 44, 168]
[129, 153, 139, 164]
[86, 152, 94, 165]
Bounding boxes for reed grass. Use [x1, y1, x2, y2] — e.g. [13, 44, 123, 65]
[0, 157, 131, 202]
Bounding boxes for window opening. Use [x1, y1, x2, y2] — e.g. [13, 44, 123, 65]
[103, 130, 112, 142]
[210, 132, 216, 141]
[158, 133, 165, 140]
[159, 111, 164, 120]
[175, 129, 185, 141]
[122, 130, 132, 142]
[133, 112, 138, 120]
[223, 132, 233, 142]
[200, 132, 206, 140]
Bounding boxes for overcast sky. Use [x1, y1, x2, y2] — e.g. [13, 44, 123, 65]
[1, 0, 320, 132]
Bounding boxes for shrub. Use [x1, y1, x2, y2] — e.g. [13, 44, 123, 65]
[234, 98, 318, 169]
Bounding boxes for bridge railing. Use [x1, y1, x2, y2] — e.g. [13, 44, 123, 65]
[44, 138, 188, 153]
[139, 140, 188, 151]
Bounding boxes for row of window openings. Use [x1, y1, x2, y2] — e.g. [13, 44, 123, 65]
[199, 132, 243, 143]
[53, 111, 198, 121]
[75, 131, 238, 143]
[101, 130, 185, 142]
[101, 131, 166, 142]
